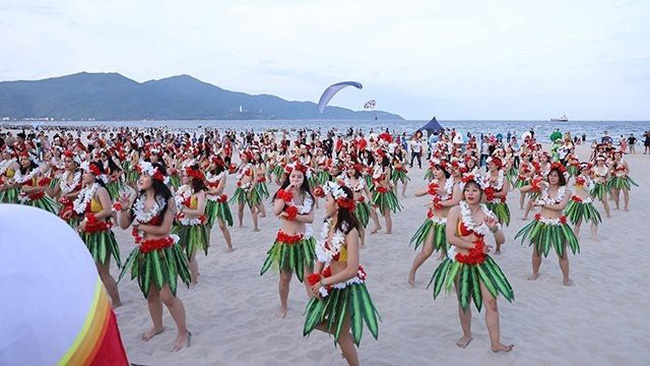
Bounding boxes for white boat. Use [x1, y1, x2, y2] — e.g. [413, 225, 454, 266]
[550, 115, 568, 122]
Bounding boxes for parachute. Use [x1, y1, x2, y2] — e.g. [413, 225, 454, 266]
[317, 81, 363, 114]
[363, 99, 376, 110]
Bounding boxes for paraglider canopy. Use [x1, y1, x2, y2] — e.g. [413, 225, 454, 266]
[417, 116, 444, 136]
[317, 81, 363, 114]
[363, 99, 376, 110]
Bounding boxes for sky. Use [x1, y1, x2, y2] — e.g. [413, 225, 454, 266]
[1, 0, 649, 120]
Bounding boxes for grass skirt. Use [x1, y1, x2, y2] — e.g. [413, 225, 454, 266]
[372, 189, 402, 214]
[428, 256, 514, 313]
[515, 217, 580, 257]
[169, 174, 181, 190]
[317, 171, 331, 185]
[21, 195, 60, 214]
[486, 201, 511, 226]
[230, 186, 261, 208]
[0, 187, 19, 203]
[410, 218, 447, 252]
[303, 282, 380, 346]
[205, 199, 233, 227]
[590, 182, 610, 201]
[391, 169, 410, 184]
[424, 168, 434, 181]
[514, 177, 529, 189]
[354, 201, 370, 228]
[119, 236, 191, 298]
[106, 181, 124, 200]
[172, 223, 210, 258]
[608, 176, 638, 191]
[260, 236, 316, 283]
[565, 199, 602, 225]
[256, 181, 270, 198]
[80, 229, 121, 266]
[272, 165, 285, 180]
[126, 169, 140, 184]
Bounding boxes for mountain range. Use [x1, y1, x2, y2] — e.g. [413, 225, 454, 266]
[0, 72, 403, 121]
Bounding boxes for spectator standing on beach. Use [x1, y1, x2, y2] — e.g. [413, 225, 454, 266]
[644, 131, 650, 154]
[410, 132, 423, 169]
[627, 134, 637, 154]
[480, 136, 490, 167]
[427, 132, 438, 159]
[619, 135, 628, 153]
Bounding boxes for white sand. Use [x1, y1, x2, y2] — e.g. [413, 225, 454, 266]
[106, 144, 650, 365]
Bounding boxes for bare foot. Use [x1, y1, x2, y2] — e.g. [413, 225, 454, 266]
[563, 278, 574, 286]
[521, 216, 528, 221]
[528, 272, 539, 281]
[171, 331, 190, 352]
[142, 326, 164, 341]
[494, 249, 501, 255]
[491, 343, 514, 353]
[624, 207, 629, 212]
[606, 214, 612, 218]
[407, 273, 415, 287]
[260, 213, 267, 218]
[456, 334, 473, 349]
[253, 228, 260, 232]
[226, 247, 235, 253]
[402, 194, 407, 198]
[370, 227, 381, 234]
[190, 281, 198, 289]
[385, 230, 392, 235]
[276, 307, 288, 318]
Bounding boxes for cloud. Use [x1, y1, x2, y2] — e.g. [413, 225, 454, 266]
[0, 0, 649, 119]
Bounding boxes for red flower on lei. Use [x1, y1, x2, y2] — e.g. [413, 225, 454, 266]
[276, 230, 303, 244]
[217, 195, 228, 203]
[139, 236, 175, 253]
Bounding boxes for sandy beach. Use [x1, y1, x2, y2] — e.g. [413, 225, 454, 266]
[100, 143, 650, 366]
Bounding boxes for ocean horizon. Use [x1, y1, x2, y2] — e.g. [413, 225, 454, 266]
[2, 119, 648, 143]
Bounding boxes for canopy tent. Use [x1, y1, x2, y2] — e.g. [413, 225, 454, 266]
[417, 116, 444, 136]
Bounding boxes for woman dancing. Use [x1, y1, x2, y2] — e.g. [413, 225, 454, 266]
[609, 150, 637, 211]
[565, 163, 601, 240]
[591, 155, 612, 218]
[173, 164, 209, 286]
[344, 163, 378, 248]
[370, 149, 402, 234]
[304, 182, 380, 366]
[408, 162, 459, 286]
[205, 157, 234, 252]
[260, 162, 316, 318]
[516, 164, 579, 285]
[428, 176, 514, 352]
[75, 161, 122, 307]
[118, 162, 192, 351]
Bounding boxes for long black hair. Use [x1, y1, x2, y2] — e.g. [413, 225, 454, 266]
[88, 161, 108, 190]
[332, 185, 360, 235]
[187, 164, 207, 193]
[19, 157, 38, 175]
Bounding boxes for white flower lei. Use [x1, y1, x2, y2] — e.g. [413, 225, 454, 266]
[132, 194, 164, 224]
[138, 160, 171, 185]
[205, 171, 225, 200]
[0, 158, 17, 176]
[12, 167, 40, 184]
[486, 170, 505, 191]
[59, 171, 82, 195]
[535, 184, 566, 205]
[345, 177, 366, 192]
[315, 218, 346, 266]
[459, 200, 499, 237]
[73, 183, 99, 214]
[441, 178, 454, 201]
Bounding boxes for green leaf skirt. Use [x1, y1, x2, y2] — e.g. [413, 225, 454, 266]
[428, 256, 514, 313]
[303, 282, 380, 347]
[21, 195, 60, 215]
[565, 199, 602, 225]
[260, 235, 316, 283]
[485, 201, 511, 226]
[515, 218, 580, 258]
[119, 237, 191, 298]
[0, 187, 19, 204]
[372, 189, 402, 214]
[409, 218, 447, 252]
[205, 199, 234, 228]
[172, 223, 210, 258]
[354, 201, 370, 228]
[81, 229, 122, 267]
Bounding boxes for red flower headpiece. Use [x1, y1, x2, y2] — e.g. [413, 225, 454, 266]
[88, 162, 102, 176]
[550, 162, 566, 173]
[185, 167, 205, 181]
[488, 157, 503, 169]
[336, 197, 356, 211]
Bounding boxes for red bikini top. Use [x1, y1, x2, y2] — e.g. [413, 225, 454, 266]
[457, 220, 484, 238]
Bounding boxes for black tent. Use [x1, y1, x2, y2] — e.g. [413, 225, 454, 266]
[417, 116, 443, 136]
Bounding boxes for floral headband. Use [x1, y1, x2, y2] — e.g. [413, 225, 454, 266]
[63, 150, 82, 164]
[80, 161, 109, 184]
[284, 161, 308, 175]
[185, 166, 205, 181]
[461, 173, 486, 189]
[323, 181, 356, 211]
[137, 161, 170, 184]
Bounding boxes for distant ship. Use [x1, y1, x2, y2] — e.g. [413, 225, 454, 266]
[550, 114, 568, 122]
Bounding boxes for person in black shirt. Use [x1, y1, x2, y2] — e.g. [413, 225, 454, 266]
[644, 131, 650, 154]
[627, 134, 637, 154]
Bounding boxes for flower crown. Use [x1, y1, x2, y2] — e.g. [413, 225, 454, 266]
[63, 150, 82, 164]
[324, 181, 355, 211]
[138, 161, 170, 184]
[185, 166, 205, 181]
[80, 161, 110, 184]
[284, 161, 308, 175]
[461, 173, 486, 189]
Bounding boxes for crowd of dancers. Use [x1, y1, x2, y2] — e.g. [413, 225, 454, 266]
[0, 126, 637, 365]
